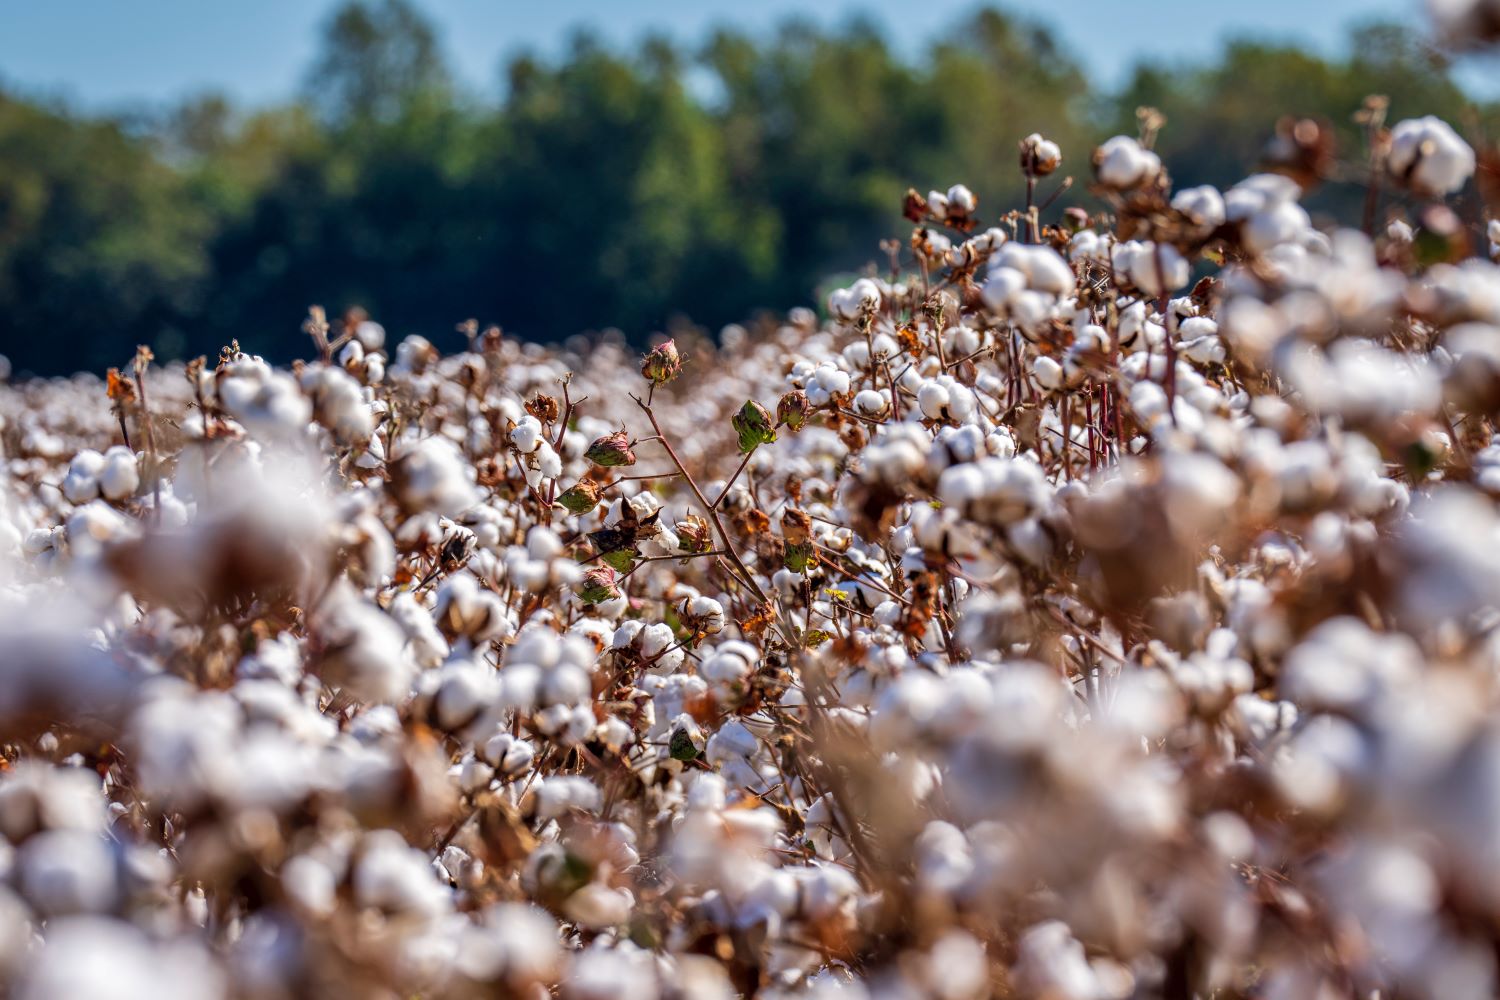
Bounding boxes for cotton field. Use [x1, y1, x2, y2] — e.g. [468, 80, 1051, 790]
[3, 112, 1500, 1000]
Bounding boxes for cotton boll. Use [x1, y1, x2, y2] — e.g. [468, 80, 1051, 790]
[352, 832, 450, 923]
[430, 658, 502, 732]
[16, 829, 119, 915]
[65, 500, 138, 560]
[564, 883, 633, 929]
[1172, 185, 1226, 228]
[302, 365, 374, 444]
[853, 389, 888, 417]
[917, 380, 951, 420]
[479, 732, 536, 778]
[511, 416, 545, 454]
[683, 595, 726, 636]
[1033, 355, 1064, 392]
[995, 243, 1075, 296]
[433, 572, 513, 644]
[1095, 135, 1161, 189]
[97, 447, 139, 502]
[937, 457, 1050, 526]
[1013, 920, 1125, 1000]
[915, 376, 975, 422]
[0, 763, 108, 840]
[566, 946, 657, 1000]
[1244, 200, 1313, 255]
[17, 918, 225, 1000]
[829, 278, 882, 321]
[1225, 174, 1313, 254]
[806, 363, 852, 406]
[62, 450, 104, 504]
[314, 591, 418, 704]
[946, 183, 977, 213]
[392, 438, 478, 516]
[701, 642, 758, 697]
[1113, 240, 1190, 296]
[534, 775, 602, 821]
[1068, 229, 1109, 264]
[1388, 115, 1475, 197]
[1020, 133, 1062, 176]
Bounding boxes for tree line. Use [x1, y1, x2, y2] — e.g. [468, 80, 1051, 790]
[0, 1, 1488, 375]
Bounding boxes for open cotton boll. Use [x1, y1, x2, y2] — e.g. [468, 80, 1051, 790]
[829, 278, 882, 321]
[1388, 115, 1475, 197]
[534, 775, 602, 821]
[917, 375, 976, 421]
[61, 450, 105, 504]
[1094, 135, 1161, 189]
[946, 183, 977, 213]
[566, 946, 659, 1000]
[0, 763, 108, 840]
[16, 829, 119, 915]
[564, 883, 633, 929]
[936, 457, 1050, 527]
[1013, 920, 1126, 1000]
[701, 641, 758, 696]
[391, 437, 478, 516]
[1033, 355, 1065, 392]
[1068, 229, 1109, 264]
[64, 501, 138, 560]
[1224, 174, 1312, 254]
[1112, 241, 1190, 296]
[479, 732, 535, 777]
[858, 389, 888, 416]
[313, 590, 418, 704]
[992, 243, 1075, 296]
[97, 446, 139, 501]
[17, 918, 225, 1000]
[1021, 133, 1062, 175]
[302, 365, 374, 443]
[1172, 185, 1226, 228]
[352, 832, 451, 922]
[683, 595, 726, 636]
[433, 572, 513, 644]
[510, 416, 545, 454]
[429, 658, 502, 732]
[805, 363, 852, 407]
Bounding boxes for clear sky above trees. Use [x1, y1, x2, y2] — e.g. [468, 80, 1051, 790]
[0, 0, 1428, 108]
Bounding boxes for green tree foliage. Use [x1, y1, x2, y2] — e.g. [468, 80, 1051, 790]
[0, 2, 1492, 375]
[304, 0, 452, 126]
[0, 93, 214, 373]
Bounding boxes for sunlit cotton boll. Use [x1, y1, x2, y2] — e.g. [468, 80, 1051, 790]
[18, 918, 225, 1000]
[97, 446, 139, 501]
[314, 589, 419, 704]
[937, 456, 1050, 527]
[1224, 173, 1313, 255]
[392, 437, 479, 516]
[302, 364, 374, 444]
[1387, 115, 1475, 197]
[853, 388, 889, 417]
[1094, 135, 1161, 189]
[61, 449, 105, 504]
[16, 829, 119, 915]
[1172, 184, 1226, 229]
[1112, 240, 1191, 296]
[829, 278, 882, 321]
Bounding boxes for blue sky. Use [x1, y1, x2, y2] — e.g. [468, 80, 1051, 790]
[0, 0, 1461, 110]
